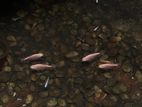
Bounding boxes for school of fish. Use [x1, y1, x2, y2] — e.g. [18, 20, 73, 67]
[22, 52, 119, 71]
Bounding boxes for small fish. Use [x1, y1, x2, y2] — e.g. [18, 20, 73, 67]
[82, 52, 101, 62]
[98, 63, 119, 69]
[13, 92, 16, 97]
[93, 26, 99, 31]
[44, 77, 49, 88]
[22, 53, 44, 61]
[96, 0, 99, 3]
[30, 64, 53, 71]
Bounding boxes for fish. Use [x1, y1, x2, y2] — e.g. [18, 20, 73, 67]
[44, 77, 49, 88]
[93, 26, 99, 31]
[30, 64, 53, 71]
[96, 0, 99, 3]
[22, 53, 44, 61]
[82, 52, 101, 62]
[98, 63, 119, 69]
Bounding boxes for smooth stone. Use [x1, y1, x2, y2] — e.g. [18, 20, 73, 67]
[85, 103, 94, 107]
[31, 74, 38, 81]
[124, 103, 134, 107]
[110, 96, 118, 102]
[39, 91, 48, 97]
[1, 94, 10, 103]
[58, 98, 66, 107]
[26, 94, 33, 104]
[104, 72, 112, 78]
[7, 35, 17, 46]
[122, 64, 131, 72]
[112, 83, 127, 94]
[57, 61, 65, 67]
[120, 94, 129, 100]
[3, 66, 12, 72]
[135, 71, 142, 83]
[7, 55, 13, 65]
[81, 43, 90, 51]
[66, 51, 78, 58]
[47, 98, 57, 107]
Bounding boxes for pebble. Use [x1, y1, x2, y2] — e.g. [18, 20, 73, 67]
[30, 85, 36, 92]
[66, 51, 78, 58]
[92, 33, 97, 38]
[25, 94, 33, 104]
[3, 66, 12, 72]
[120, 94, 129, 100]
[68, 104, 76, 107]
[7, 82, 15, 90]
[40, 75, 46, 81]
[25, 24, 31, 30]
[1, 94, 10, 103]
[110, 96, 118, 102]
[124, 103, 133, 107]
[81, 43, 90, 51]
[122, 63, 131, 72]
[57, 60, 65, 67]
[75, 41, 81, 47]
[135, 71, 142, 83]
[85, 103, 94, 107]
[82, 16, 91, 23]
[58, 98, 66, 107]
[118, 83, 128, 92]
[31, 74, 38, 81]
[49, 89, 61, 97]
[7, 55, 13, 65]
[31, 102, 38, 107]
[7, 35, 16, 42]
[47, 98, 57, 107]
[0, 73, 11, 82]
[112, 83, 127, 94]
[100, 54, 109, 60]
[39, 91, 48, 97]
[101, 25, 108, 33]
[104, 72, 112, 78]
[7, 35, 17, 46]
[131, 91, 141, 100]
[110, 36, 122, 43]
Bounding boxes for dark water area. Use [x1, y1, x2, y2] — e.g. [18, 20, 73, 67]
[0, 0, 142, 107]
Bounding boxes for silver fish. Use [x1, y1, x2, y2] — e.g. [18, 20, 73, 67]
[93, 26, 99, 31]
[22, 53, 44, 61]
[98, 63, 119, 69]
[30, 64, 53, 71]
[44, 77, 49, 88]
[82, 52, 101, 62]
[96, 0, 99, 3]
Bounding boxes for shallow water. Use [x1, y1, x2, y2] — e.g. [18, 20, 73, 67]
[0, 0, 142, 107]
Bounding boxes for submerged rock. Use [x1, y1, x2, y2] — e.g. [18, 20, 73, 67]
[135, 71, 142, 83]
[66, 51, 79, 58]
[47, 98, 57, 107]
[58, 98, 66, 107]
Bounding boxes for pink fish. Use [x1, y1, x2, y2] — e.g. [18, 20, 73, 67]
[22, 53, 44, 61]
[30, 64, 53, 71]
[98, 63, 119, 69]
[82, 52, 101, 62]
